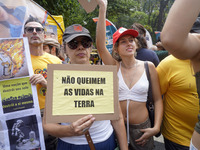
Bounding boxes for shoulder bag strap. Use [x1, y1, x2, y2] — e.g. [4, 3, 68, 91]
[85, 131, 96, 150]
[144, 61, 153, 104]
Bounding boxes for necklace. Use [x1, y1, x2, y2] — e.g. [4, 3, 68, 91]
[121, 60, 138, 69]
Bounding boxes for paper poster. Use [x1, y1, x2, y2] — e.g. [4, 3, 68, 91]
[6, 115, 41, 150]
[1, 77, 33, 113]
[45, 64, 119, 123]
[0, 38, 29, 79]
[0, 37, 45, 150]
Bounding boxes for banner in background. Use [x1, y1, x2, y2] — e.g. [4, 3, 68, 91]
[0, 0, 64, 43]
[46, 15, 65, 44]
[155, 31, 161, 42]
[145, 29, 153, 49]
[93, 18, 117, 54]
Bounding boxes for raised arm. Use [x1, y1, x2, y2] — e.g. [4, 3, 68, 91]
[96, 0, 116, 65]
[161, 0, 200, 60]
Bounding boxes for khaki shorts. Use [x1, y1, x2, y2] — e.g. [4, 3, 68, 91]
[127, 118, 154, 150]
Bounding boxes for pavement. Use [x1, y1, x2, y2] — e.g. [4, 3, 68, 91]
[153, 134, 165, 150]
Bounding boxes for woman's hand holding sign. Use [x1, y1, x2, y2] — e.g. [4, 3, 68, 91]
[43, 114, 95, 137]
[70, 115, 95, 136]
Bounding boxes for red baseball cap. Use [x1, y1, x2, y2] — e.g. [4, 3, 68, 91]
[113, 27, 138, 46]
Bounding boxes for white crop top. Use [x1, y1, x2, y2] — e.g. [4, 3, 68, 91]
[118, 62, 149, 102]
[118, 62, 149, 144]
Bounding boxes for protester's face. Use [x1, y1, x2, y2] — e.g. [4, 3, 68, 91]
[43, 45, 50, 53]
[23, 22, 45, 46]
[117, 35, 137, 56]
[66, 36, 92, 64]
[44, 45, 56, 56]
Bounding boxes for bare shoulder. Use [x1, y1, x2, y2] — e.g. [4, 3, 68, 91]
[146, 61, 155, 70]
[136, 60, 155, 68]
[145, 61, 157, 77]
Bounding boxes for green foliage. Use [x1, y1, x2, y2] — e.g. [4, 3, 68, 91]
[33, 0, 174, 43]
[131, 11, 148, 25]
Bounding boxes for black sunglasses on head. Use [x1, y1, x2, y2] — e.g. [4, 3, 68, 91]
[67, 38, 92, 50]
[25, 27, 44, 34]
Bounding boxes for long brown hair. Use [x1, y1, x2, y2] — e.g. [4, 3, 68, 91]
[131, 23, 148, 49]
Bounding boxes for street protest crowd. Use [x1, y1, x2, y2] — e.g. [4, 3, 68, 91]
[1, 0, 200, 150]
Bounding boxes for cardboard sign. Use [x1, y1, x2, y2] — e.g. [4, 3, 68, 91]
[78, 0, 98, 13]
[45, 64, 119, 123]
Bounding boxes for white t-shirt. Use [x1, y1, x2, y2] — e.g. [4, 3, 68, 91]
[60, 120, 113, 144]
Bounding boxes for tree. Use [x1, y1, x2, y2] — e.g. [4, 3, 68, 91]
[33, 0, 174, 43]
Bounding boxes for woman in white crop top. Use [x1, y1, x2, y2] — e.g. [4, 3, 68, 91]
[96, 0, 163, 149]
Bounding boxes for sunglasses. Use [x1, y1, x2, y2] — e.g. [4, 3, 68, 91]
[67, 39, 92, 50]
[25, 27, 44, 34]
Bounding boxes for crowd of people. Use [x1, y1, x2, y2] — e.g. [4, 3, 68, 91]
[10, 0, 200, 149]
